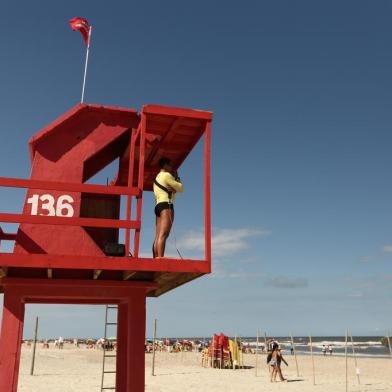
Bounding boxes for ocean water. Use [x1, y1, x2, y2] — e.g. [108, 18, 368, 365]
[239, 336, 391, 358]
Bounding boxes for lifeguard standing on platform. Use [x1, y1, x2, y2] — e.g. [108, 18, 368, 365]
[152, 157, 183, 258]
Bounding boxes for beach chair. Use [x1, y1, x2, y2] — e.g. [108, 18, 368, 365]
[201, 348, 209, 367]
[218, 334, 231, 368]
[229, 339, 240, 369]
[207, 334, 231, 369]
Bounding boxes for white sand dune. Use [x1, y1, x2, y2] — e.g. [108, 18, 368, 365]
[18, 344, 392, 391]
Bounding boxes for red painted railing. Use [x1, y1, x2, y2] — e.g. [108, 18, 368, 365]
[0, 176, 211, 275]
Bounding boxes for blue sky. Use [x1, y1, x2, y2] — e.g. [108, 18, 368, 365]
[0, 0, 392, 338]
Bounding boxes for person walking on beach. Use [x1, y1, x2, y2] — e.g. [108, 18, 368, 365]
[328, 345, 333, 355]
[58, 336, 64, 349]
[152, 157, 183, 258]
[268, 344, 288, 382]
[322, 345, 327, 356]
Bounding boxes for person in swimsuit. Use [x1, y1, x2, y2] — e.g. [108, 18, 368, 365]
[268, 345, 279, 382]
[268, 344, 288, 382]
[152, 157, 183, 258]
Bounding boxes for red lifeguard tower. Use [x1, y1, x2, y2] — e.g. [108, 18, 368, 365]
[0, 103, 212, 391]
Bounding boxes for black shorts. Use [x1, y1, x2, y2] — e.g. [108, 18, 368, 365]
[154, 202, 174, 217]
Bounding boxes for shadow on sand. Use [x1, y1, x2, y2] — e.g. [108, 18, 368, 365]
[155, 371, 203, 376]
[286, 378, 305, 383]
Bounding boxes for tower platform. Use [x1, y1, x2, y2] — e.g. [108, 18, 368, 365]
[0, 103, 212, 297]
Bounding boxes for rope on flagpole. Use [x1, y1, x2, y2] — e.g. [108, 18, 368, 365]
[81, 26, 92, 104]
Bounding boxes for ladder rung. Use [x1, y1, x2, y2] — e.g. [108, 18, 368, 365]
[102, 306, 118, 392]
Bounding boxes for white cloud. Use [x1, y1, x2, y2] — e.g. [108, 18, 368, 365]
[211, 260, 264, 279]
[383, 245, 392, 253]
[360, 255, 374, 263]
[347, 292, 364, 298]
[178, 227, 270, 257]
[360, 244, 392, 262]
[267, 276, 309, 289]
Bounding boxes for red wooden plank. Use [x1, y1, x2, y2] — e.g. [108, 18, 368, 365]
[2, 278, 157, 302]
[0, 177, 140, 196]
[143, 105, 213, 121]
[116, 303, 128, 391]
[134, 113, 146, 258]
[29, 104, 140, 161]
[126, 291, 145, 391]
[204, 122, 212, 270]
[1, 278, 156, 289]
[0, 233, 17, 241]
[125, 127, 137, 255]
[0, 253, 209, 273]
[1, 278, 157, 306]
[0, 288, 24, 392]
[0, 213, 140, 230]
[24, 299, 121, 304]
[144, 117, 184, 166]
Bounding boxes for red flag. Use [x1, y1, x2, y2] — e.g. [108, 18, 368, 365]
[69, 17, 91, 47]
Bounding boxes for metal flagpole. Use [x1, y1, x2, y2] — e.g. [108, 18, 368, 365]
[81, 26, 92, 103]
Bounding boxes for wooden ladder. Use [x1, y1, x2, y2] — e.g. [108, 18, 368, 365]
[100, 305, 118, 391]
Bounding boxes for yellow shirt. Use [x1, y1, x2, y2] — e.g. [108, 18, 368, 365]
[153, 171, 184, 204]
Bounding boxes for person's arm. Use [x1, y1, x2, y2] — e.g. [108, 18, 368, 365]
[281, 355, 288, 366]
[165, 172, 184, 193]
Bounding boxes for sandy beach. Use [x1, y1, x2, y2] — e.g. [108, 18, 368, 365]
[18, 345, 392, 391]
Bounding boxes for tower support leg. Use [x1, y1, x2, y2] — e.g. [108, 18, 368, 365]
[0, 288, 25, 392]
[116, 303, 128, 392]
[126, 290, 146, 392]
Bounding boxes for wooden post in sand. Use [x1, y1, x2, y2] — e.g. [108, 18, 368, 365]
[264, 332, 268, 352]
[387, 331, 392, 358]
[233, 334, 237, 370]
[152, 318, 157, 376]
[345, 330, 348, 392]
[349, 331, 361, 385]
[309, 335, 315, 385]
[290, 334, 300, 377]
[255, 331, 259, 376]
[30, 317, 39, 376]
[238, 335, 243, 369]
